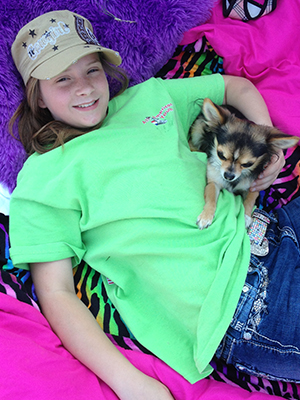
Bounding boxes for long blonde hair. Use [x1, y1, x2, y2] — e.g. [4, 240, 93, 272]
[9, 56, 129, 155]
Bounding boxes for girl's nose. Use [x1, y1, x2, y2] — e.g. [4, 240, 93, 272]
[75, 77, 94, 96]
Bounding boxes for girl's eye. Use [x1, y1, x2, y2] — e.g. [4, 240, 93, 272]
[56, 77, 68, 83]
[88, 68, 99, 74]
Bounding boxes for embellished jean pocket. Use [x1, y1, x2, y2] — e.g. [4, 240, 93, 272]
[216, 256, 269, 359]
[248, 209, 270, 256]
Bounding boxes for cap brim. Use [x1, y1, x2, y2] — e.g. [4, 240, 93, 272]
[31, 44, 121, 80]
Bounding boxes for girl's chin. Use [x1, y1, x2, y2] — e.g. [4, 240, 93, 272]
[75, 117, 105, 130]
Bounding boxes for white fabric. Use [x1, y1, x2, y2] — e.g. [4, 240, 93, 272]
[0, 183, 10, 215]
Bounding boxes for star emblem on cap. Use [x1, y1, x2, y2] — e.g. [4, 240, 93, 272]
[29, 29, 36, 38]
[50, 18, 56, 23]
[22, 42, 27, 48]
[52, 45, 59, 51]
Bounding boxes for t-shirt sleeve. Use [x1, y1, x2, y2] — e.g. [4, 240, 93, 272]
[156, 73, 225, 133]
[9, 197, 86, 270]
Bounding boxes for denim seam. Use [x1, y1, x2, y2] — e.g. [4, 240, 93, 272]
[279, 225, 299, 246]
[245, 328, 300, 353]
[226, 337, 237, 363]
[239, 337, 300, 355]
[267, 225, 299, 248]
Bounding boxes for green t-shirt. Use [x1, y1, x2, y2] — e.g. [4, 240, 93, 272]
[9, 76, 250, 383]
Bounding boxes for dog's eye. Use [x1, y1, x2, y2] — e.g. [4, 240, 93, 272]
[217, 151, 226, 161]
[241, 162, 254, 168]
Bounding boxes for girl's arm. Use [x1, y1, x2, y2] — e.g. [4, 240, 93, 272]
[222, 75, 285, 191]
[31, 259, 174, 400]
[222, 75, 272, 125]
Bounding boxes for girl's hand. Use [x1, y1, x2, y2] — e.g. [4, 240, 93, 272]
[250, 149, 285, 192]
[223, 76, 286, 192]
[117, 372, 175, 400]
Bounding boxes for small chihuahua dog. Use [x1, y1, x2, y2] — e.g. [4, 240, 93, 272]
[189, 98, 299, 230]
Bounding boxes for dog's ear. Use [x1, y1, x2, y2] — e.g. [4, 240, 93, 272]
[202, 98, 230, 125]
[267, 128, 299, 149]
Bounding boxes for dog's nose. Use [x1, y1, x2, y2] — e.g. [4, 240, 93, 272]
[224, 172, 236, 181]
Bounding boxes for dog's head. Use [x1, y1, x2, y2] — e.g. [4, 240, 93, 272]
[192, 98, 299, 184]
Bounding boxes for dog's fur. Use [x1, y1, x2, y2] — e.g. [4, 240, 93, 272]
[189, 98, 299, 230]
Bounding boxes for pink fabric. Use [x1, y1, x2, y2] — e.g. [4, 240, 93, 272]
[0, 292, 272, 399]
[181, 0, 300, 137]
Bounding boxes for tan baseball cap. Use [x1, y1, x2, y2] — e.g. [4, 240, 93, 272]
[11, 10, 122, 85]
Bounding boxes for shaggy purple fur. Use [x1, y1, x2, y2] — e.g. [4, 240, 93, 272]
[0, 0, 215, 192]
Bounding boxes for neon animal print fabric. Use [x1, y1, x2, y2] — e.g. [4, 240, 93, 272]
[259, 145, 300, 212]
[155, 36, 224, 80]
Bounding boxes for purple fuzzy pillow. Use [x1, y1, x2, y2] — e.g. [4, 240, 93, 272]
[0, 0, 215, 192]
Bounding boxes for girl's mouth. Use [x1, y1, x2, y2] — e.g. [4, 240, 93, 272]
[75, 99, 99, 109]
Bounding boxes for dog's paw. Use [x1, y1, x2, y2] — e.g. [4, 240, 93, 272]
[245, 214, 252, 229]
[196, 211, 214, 230]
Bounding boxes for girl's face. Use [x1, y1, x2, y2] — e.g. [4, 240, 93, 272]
[38, 53, 110, 129]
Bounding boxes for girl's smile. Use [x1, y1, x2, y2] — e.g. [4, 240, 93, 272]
[74, 99, 99, 109]
[38, 53, 110, 129]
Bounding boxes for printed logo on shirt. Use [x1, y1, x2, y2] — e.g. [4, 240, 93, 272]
[142, 103, 173, 125]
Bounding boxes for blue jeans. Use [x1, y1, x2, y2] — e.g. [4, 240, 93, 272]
[216, 197, 300, 382]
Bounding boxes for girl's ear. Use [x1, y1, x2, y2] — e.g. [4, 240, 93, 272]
[38, 96, 47, 109]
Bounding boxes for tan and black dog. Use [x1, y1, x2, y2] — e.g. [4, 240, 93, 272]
[189, 98, 299, 230]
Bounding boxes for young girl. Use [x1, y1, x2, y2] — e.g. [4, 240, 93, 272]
[9, 9, 300, 400]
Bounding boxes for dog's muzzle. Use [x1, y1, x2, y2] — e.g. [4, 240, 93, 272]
[224, 171, 236, 181]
